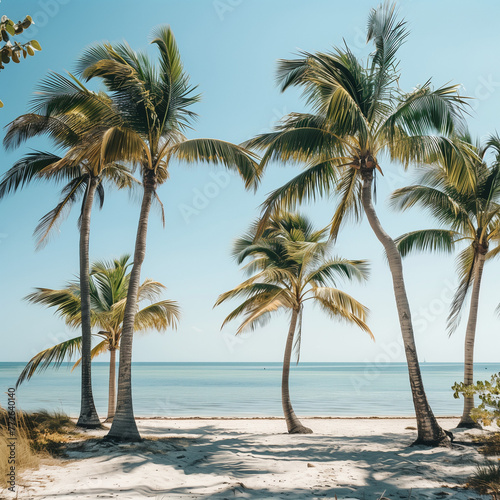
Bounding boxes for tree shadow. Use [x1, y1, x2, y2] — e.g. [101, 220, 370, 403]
[17, 423, 490, 499]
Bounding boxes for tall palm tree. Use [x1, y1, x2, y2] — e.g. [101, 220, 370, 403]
[215, 213, 372, 434]
[16, 255, 180, 422]
[1, 74, 137, 427]
[73, 26, 261, 441]
[242, 2, 471, 445]
[391, 134, 500, 428]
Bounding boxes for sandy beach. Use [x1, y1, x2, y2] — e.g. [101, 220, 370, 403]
[7, 417, 492, 499]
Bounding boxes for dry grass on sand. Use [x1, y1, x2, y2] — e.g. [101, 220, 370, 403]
[0, 408, 90, 490]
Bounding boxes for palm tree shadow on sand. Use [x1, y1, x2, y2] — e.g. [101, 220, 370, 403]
[29, 423, 488, 499]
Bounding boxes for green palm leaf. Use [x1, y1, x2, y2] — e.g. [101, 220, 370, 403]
[134, 300, 180, 332]
[0, 151, 70, 199]
[447, 245, 476, 334]
[305, 258, 370, 287]
[217, 213, 372, 338]
[311, 287, 372, 337]
[169, 138, 261, 190]
[395, 229, 462, 258]
[33, 175, 89, 249]
[72, 339, 109, 369]
[21, 256, 180, 383]
[16, 336, 83, 387]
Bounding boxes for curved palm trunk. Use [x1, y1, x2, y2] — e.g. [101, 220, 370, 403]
[459, 251, 486, 428]
[361, 168, 450, 446]
[107, 173, 156, 441]
[282, 308, 312, 434]
[76, 177, 101, 428]
[105, 347, 117, 422]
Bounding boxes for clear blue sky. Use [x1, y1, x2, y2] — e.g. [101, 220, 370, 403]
[1, 0, 499, 364]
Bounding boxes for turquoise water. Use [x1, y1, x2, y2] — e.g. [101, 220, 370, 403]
[0, 362, 498, 417]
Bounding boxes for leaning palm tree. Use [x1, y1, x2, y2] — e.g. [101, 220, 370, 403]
[17, 255, 180, 422]
[71, 26, 261, 441]
[242, 2, 471, 445]
[391, 134, 500, 428]
[215, 213, 372, 434]
[1, 73, 137, 427]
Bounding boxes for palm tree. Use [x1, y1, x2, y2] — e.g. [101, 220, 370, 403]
[1, 73, 137, 428]
[16, 255, 180, 422]
[215, 213, 372, 434]
[391, 134, 500, 428]
[73, 26, 261, 441]
[242, 2, 471, 445]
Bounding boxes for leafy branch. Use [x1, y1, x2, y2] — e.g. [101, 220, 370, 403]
[453, 373, 500, 426]
[0, 14, 41, 108]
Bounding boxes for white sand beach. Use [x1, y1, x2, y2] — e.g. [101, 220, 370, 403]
[8, 417, 492, 499]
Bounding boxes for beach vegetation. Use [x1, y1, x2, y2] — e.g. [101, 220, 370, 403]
[0, 14, 41, 108]
[454, 372, 500, 427]
[468, 462, 500, 497]
[0, 408, 79, 489]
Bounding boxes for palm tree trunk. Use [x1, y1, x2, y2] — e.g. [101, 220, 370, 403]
[459, 251, 486, 428]
[360, 168, 450, 446]
[105, 347, 117, 422]
[106, 172, 156, 441]
[282, 308, 312, 434]
[76, 177, 101, 428]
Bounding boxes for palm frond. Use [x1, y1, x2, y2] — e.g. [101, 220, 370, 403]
[215, 282, 288, 308]
[101, 163, 141, 190]
[244, 124, 347, 170]
[382, 82, 468, 139]
[3, 114, 80, 151]
[217, 213, 371, 343]
[24, 287, 82, 325]
[329, 167, 363, 239]
[257, 159, 340, 238]
[16, 336, 82, 387]
[234, 295, 290, 334]
[486, 243, 500, 262]
[390, 183, 471, 231]
[72, 339, 109, 369]
[448, 245, 476, 334]
[137, 279, 167, 303]
[395, 229, 461, 258]
[276, 48, 372, 141]
[366, 1, 408, 118]
[305, 258, 370, 288]
[33, 175, 89, 249]
[0, 151, 70, 200]
[169, 138, 261, 191]
[100, 126, 149, 166]
[134, 300, 180, 332]
[149, 25, 200, 132]
[312, 287, 373, 337]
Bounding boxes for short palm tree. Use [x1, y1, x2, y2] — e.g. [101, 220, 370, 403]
[1, 74, 137, 428]
[71, 26, 261, 441]
[215, 213, 372, 434]
[17, 255, 180, 422]
[391, 134, 500, 428]
[242, 2, 471, 445]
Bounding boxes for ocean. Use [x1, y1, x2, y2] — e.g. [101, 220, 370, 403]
[0, 362, 498, 417]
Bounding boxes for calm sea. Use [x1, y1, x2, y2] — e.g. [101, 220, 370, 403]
[0, 362, 498, 417]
